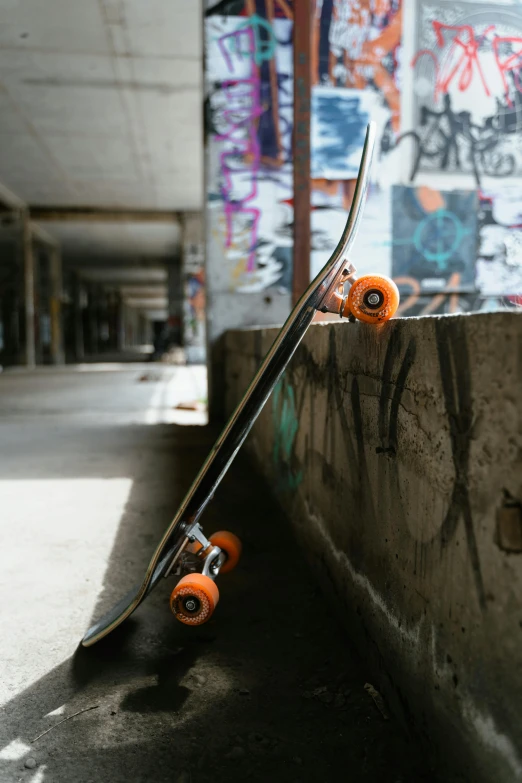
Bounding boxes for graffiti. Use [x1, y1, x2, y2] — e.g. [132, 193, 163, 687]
[396, 275, 522, 316]
[391, 185, 477, 291]
[313, 0, 402, 133]
[245, 0, 293, 20]
[309, 178, 521, 312]
[310, 183, 392, 280]
[311, 87, 377, 179]
[434, 318, 486, 609]
[208, 20, 264, 271]
[183, 240, 205, 357]
[272, 376, 303, 492]
[206, 12, 293, 292]
[396, 273, 477, 316]
[411, 1, 522, 180]
[413, 20, 522, 106]
[274, 325, 486, 608]
[184, 271, 205, 345]
[206, 0, 293, 19]
[394, 93, 519, 187]
[477, 186, 522, 295]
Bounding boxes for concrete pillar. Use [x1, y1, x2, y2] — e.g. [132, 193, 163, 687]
[88, 284, 99, 355]
[20, 211, 36, 368]
[182, 212, 206, 365]
[49, 246, 64, 365]
[74, 274, 85, 362]
[117, 296, 125, 352]
[167, 257, 183, 347]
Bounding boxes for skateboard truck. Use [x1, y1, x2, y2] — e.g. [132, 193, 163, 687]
[161, 524, 242, 626]
[163, 522, 227, 580]
[320, 262, 358, 320]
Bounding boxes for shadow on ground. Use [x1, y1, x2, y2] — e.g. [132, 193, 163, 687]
[1, 418, 447, 783]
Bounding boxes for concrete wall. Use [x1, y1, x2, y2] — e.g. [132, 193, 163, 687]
[224, 312, 522, 783]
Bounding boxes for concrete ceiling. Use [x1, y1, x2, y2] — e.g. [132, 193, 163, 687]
[0, 0, 203, 321]
[0, 0, 203, 212]
[43, 221, 181, 262]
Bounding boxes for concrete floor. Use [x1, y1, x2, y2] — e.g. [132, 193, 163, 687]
[0, 364, 443, 783]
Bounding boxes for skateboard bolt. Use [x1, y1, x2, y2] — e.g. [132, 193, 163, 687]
[184, 598, 199, 613]
[363, 289, 384, 309]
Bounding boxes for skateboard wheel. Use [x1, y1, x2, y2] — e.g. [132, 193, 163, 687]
[345, 275, 399, 324]
[170, 573, 219, 626]
[209, 531, 242, 574]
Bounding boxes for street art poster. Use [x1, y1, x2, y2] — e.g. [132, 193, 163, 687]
[311, 183, 392, 279]
[313, 0, 402, 133]
[206, 1, 293, 16]
[205, 12, 293, 293]
[391, 185, 478, 291]
[477, 186, 522, 295]
[410, 0, 522, 183]
[311, 87, 378, 179]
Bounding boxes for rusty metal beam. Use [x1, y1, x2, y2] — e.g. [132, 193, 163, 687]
[292, 0, 312, 306]
[27, 207, 181, 223]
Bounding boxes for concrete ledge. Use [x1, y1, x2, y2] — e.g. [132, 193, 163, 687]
[224, 312, 522, 782]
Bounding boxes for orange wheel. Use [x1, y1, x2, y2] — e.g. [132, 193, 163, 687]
[209, 531, 242, 574]
[170, 573, 219, 626]
[346, 275, 400, 324]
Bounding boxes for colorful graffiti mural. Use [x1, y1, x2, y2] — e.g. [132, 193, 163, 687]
[205, 4, 294, 293]
[306, 0, 522, 314]
[477, 186, 522, 295]
[313, 0, 402, 132]
[205, 0, 522, 313]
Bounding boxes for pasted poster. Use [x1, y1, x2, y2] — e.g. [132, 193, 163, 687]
[311, 182, 392, 280]
[205, 11, 293, 293]
[309, 0, 403, 293]
[311, 87, 378, 179]
[477, 186, 522, 295]
[391, 185, 478, 292]
[410, 0, 522, 184]
[313, 0, 402, 133]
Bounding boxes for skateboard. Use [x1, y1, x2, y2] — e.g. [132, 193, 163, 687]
[81, 122, 399, 646]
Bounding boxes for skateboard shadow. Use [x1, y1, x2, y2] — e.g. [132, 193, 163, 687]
[0, 416, 442, 783]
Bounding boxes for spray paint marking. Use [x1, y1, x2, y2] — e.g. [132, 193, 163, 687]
[272, 377, 303, 492]
[413, 21, 522, 107]
[216, 25, 265, 271]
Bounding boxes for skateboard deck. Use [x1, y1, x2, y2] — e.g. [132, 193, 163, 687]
[82, 123, 399, 646]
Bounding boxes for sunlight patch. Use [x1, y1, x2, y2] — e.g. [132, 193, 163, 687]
[45, 705, 66, 717]
[28, 766, 46, 782]
[0, 478, 133, 707]
[0, 739, 32, 760]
